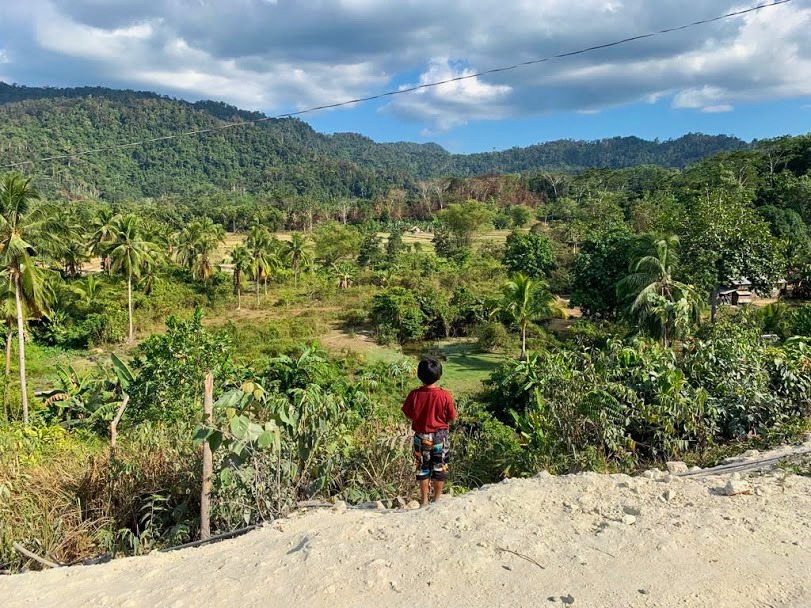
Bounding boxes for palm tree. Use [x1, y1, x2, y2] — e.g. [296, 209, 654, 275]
[617, 235, 701, 348]
[497, 273, 566, 360]
[0, 174, 53, 424]
[90, 207, 116, 274]
[230, 244, 251, 310]
[175, 218, 225, 282]
[70, 274, 107, 310]
[246, 226, 275, 303]
[105, 214, 157, 343]
[286, 232, 310, 285]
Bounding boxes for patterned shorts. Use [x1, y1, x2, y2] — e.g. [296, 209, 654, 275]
[413, 429, 450, 481]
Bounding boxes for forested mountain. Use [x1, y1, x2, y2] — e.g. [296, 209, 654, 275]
[0, 82, 748, 200]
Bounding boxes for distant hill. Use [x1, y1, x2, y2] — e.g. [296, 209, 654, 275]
[0, 82, 749, 200]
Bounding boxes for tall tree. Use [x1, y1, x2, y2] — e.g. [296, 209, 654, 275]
[617, 236, 701, 347]
[229, 244, 250, 310]
[285, 232, 310, 285]
[498, 273, 565, 359]
[175, 218, 226, 282]
[0, 174, 52, 424]
[105, 214, 157, 343]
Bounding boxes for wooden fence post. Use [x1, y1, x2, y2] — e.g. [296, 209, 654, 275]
[200, 372, 214, 540]
[109, 395, 130, 460]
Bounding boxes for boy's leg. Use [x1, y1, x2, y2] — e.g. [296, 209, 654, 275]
[432, 479, 444, 501]
[430, 429, 450, 502]
[414, 433, 432, 506]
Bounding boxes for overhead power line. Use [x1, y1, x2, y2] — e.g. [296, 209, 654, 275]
[2, 0, 794, 169]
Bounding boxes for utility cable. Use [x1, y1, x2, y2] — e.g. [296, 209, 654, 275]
[1, 0, 794, 169]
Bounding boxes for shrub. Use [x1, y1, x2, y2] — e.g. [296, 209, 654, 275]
[475, 322, 512, 353]
[370, 288, 426, 344]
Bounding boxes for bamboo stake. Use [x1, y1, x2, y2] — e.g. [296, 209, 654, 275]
[13, 543, 62, 569]
[200, 372, 214, 540]
[109, 395, 130, 460]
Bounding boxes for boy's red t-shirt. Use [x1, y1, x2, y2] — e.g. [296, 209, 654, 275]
[402, 386, 457, 433]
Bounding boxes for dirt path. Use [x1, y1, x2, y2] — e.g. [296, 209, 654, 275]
[4, 443, 811, 607]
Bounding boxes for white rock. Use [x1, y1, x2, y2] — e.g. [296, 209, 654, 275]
[661, 489, 675, 502]
[374, 501, 386, 510]
[724, 479, 752, 496]
[332, 500, 347, 513]
[622, 514, 638, 526]
[742, 449, 760, 460]
[405, 500, 421, 510]
[666, 461, 688, 474]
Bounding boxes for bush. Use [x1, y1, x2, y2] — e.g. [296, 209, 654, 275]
[370, 288, 426, 344]
[475, 322, 512, 353]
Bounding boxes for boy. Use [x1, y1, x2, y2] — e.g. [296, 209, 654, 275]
[402, 357, 457, 506]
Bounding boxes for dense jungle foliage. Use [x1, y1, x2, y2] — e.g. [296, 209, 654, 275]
[0, 82, 747, 200]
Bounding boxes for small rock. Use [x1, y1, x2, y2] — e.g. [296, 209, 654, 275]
[640, 469, 659, 480]
[395, 497, 406, 509]
[502, 564, 513, 571]
[547, 597, 559, 603]
[535, 470, 553, 479]
[623, 505, 642, 516]
[723, 479, 752, 496]
[561, 594, 576, 605]
[742, 449, 760, 460]
[390, 581, 402, 593]
[405, 500, 421, 510]
[477, 541, 489, 549]
[374, 500, 386, 510]
[688, 466, 702, 473]
[666, 461, 688, 474]
[638, 589, 649, 595]
[731, 472, 742, 481]
[660, 489, 675, 502]
[332, 500, 347, 513]
[621, 514, 637, 526]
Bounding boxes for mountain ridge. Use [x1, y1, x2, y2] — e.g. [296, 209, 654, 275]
[0, 82, 750, 200]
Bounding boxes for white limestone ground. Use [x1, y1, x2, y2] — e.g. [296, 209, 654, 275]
[3, 446, 811, 608]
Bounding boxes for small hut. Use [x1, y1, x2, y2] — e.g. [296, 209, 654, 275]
[718, 278, 753, 306]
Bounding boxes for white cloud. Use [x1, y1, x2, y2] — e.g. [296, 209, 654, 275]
[0, 49, 8, 64]
[0, 0, 809, 129]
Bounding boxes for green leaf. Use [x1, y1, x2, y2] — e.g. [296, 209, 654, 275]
[230, 415, 250, 440]
[192, 425, 212, 445]
[257, 429, 280, 451]
[110, 353, 135, 390]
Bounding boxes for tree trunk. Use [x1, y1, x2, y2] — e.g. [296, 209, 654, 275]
[264, 277, 268, 297]
[237, 285, 241, 310]
[200, 373, 214, 540]
[3, 325, 11, 421]
[127, 273, 134, 343]
[520, 325, 527, 361]
[14, 275, 28, 425]
[256, 280, 260, 306]
[710, 289, 719, 324]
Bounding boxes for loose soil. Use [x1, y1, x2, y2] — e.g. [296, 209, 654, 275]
[4, 443, 810, 608]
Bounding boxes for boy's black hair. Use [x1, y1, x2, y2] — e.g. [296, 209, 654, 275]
[417, 357, 442, 385]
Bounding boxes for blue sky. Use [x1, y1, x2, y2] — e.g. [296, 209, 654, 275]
[307, 97, 811, 153]
[0, 0, 809, 154]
